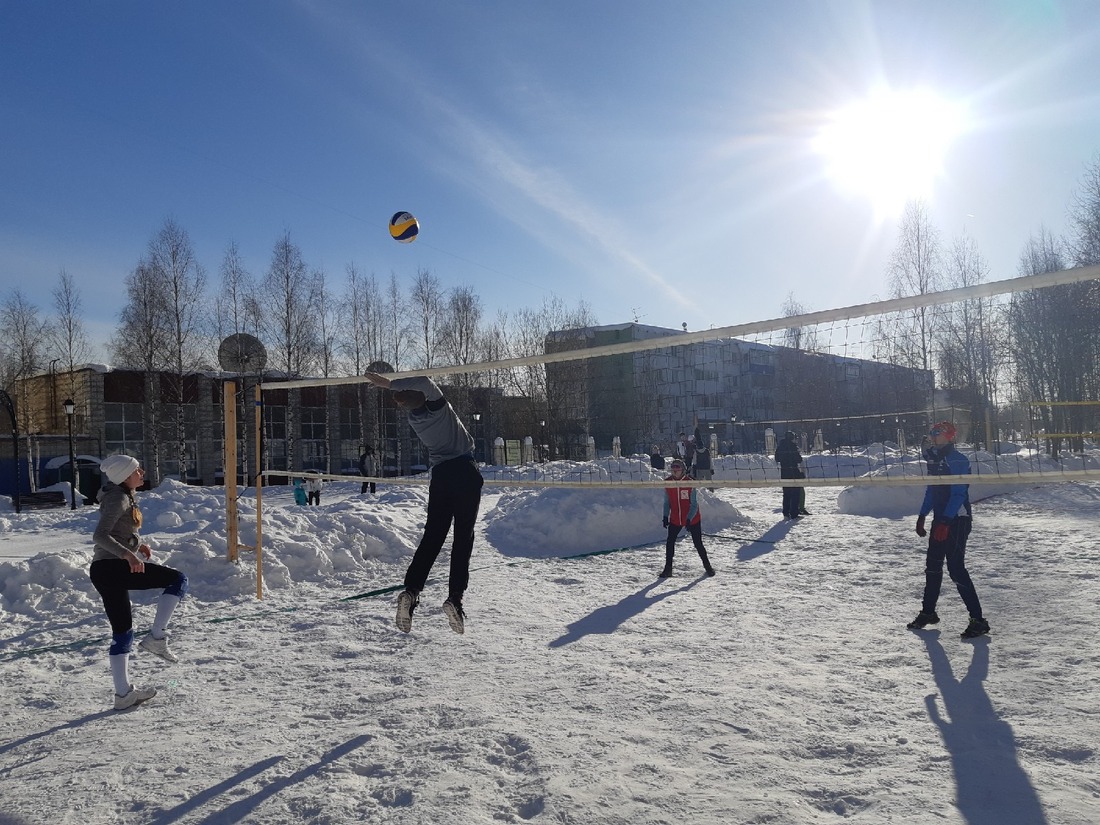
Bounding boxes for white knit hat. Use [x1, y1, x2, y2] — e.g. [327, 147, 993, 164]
[100, 454, 140, 484]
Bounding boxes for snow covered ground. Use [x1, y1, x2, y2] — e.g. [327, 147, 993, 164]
[1, 454, 1098, 824]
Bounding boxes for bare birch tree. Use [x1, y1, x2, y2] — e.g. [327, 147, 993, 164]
[261, 232, 324, 472]
[938, 233, 1004, 441]
[113, 259, 169, 481]
[780, 292, 818, 351]
[438, 285, 484, 383]
[1, 290, 48, 488]
[382, 272, 411, 373]
[49, 270, 92, 404]
[261, 231, 315, 377]
[883, 199, 942, 371]
[1067, 153, 1100, 267]
[215, 241, 262, 344]
[1064, 154, 1100, 429]
[1008, 227, 1085, 455]
[147, 219, 207, 479]
[312, 268, 338, 378]
[408, 269, 444, 369]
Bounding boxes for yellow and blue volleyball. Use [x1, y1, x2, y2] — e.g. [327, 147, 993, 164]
[388, 211, 419, 243]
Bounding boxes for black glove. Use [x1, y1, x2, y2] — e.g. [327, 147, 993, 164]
[662, 517, 669, 528]
[915, 515, 927, 537]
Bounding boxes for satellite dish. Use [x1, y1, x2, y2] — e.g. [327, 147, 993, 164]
[218, 333, 268, 374]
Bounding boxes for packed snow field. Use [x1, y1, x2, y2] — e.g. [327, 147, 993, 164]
[1, 451, 1098, 824]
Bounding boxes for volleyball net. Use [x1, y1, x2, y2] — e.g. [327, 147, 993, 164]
[248, 264, 1100, 492]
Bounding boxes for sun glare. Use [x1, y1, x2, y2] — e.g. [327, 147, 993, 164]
[814, 88, 968, 216]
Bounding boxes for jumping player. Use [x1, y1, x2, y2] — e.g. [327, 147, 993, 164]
[364, 372, 484, 634]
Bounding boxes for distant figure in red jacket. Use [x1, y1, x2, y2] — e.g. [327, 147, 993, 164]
[660, 458, 715, 578]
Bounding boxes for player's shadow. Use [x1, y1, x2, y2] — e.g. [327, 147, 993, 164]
[0, 709, 115, 755]
[148, 734, 371, 825]
[920, 633, 1047, 825]
[548, 578, 703, 648]
[736, 520, 796, 562]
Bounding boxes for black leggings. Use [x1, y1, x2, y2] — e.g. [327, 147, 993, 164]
[89, 558, 184, 635]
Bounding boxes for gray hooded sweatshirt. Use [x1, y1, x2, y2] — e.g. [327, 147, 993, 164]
[389, 376, 474, 467]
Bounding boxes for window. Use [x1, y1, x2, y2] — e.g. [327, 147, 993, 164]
[300, 406, 326, 440]
[300, 406, 327, 470]
[104, 403, 144, 455]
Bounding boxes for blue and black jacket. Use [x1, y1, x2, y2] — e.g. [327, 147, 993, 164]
[919, 443, 972, 520]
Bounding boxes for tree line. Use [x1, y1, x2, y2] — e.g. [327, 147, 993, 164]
[781, 154, 1100, 454]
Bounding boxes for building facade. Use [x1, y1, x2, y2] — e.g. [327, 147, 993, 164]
[2, 366, 501, 497]
[545, 322, 933, 456]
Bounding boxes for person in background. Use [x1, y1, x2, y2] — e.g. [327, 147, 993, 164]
[649, 444, 666, 471]
[693, 423, 714, 491]
[359, 445, 378, 494]
[660, 458, 716, 579]
[907, 421, 990, 639]
[90, 454, 188, 710]
[305, 471, 323, 505]
[364, 371, 484, 634]
[293, 477, 307, 506]
[774, 430, 804, 520]
[676, 432, 691, 463]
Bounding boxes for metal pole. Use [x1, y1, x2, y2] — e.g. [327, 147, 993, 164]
[254, 383, 264, 600]
[224, 381, 239, 563]
[64, 399, 77, 509]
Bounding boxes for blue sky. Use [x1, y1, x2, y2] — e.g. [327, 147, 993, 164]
[3, 1, 1099, 360]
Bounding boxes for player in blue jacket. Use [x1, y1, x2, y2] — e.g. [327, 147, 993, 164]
[906, 421, 990, 638]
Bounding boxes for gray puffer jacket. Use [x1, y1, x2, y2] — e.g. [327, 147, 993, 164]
[92, 483, 141, 562]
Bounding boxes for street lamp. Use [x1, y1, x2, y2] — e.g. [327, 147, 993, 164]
[63, 398, 77, 510]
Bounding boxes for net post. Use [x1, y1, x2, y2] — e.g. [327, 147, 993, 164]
[223, 381, 239, 564]
[254, 384, 264, 600]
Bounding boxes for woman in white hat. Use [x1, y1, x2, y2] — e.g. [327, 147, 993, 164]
[90, 454, 189, 710]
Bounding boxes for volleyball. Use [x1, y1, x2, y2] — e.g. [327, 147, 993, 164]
[389, 211, 419, 243]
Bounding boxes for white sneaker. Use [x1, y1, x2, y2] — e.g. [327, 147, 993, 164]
[139, 634, 178, 663]
[395, 591, 418, 633]
[114, 684, 157, 710]
[442, 599, 466, 635]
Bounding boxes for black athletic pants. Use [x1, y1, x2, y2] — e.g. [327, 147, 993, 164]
[781, 486, 801, 518]
[403, 456, 484, 601]
[89, 558, 183, 635]
[921, 517, 982, 617]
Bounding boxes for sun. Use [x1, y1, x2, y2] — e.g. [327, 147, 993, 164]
[813, 88, 968, 216]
